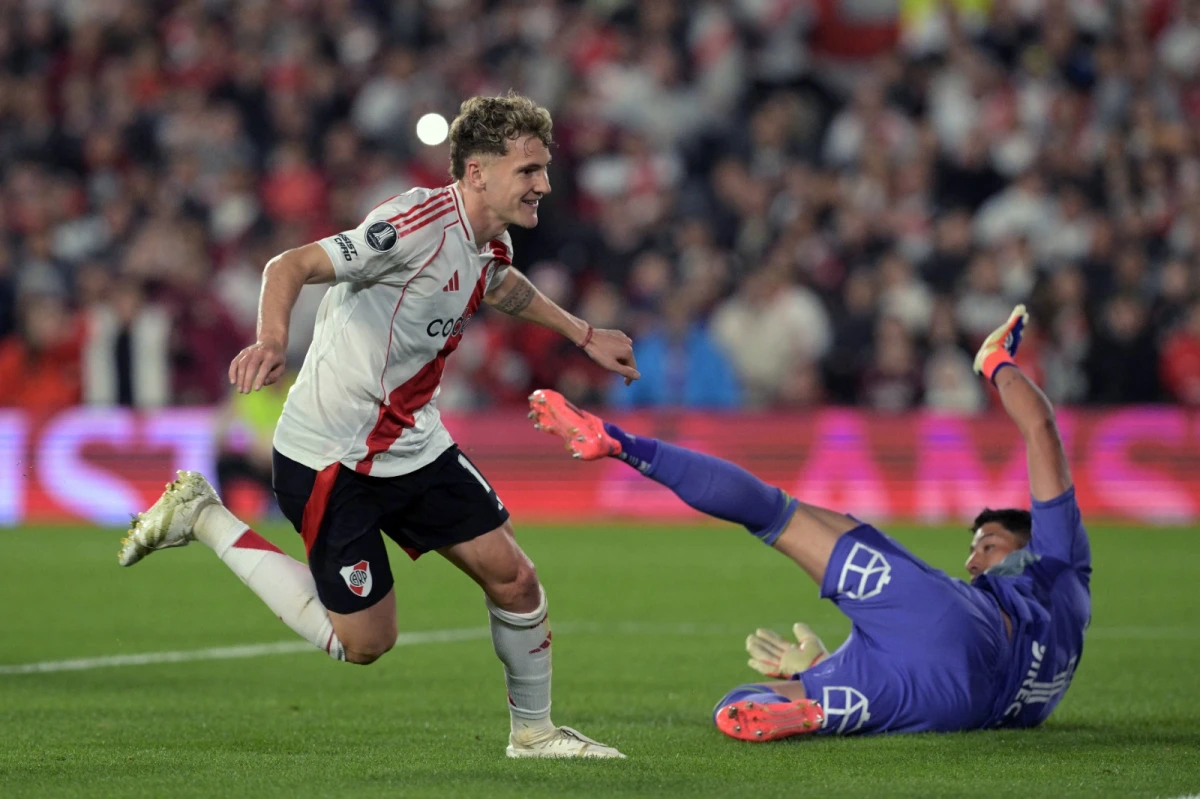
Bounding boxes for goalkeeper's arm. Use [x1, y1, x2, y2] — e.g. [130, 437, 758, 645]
[994, 367, 1072, 502]
[973, 305, 1072, 503]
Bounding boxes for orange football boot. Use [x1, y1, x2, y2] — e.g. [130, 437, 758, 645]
[715, 698, 825, 742]
[528, 389, 622, 460]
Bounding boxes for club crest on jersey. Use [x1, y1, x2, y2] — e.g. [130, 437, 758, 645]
[339, 560, 373, 597]
[822, 686, 871, 734]
[836, 542, 891, 600]
[365, 221, 397, 252]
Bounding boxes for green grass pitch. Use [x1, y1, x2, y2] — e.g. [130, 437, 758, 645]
[2, 521, 1199, 798]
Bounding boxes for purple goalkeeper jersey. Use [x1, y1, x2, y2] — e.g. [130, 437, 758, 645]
[792, 486, 1090, 735]
[973, 486, 1092, 729]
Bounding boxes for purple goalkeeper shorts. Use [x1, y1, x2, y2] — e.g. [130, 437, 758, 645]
[797, 524, 1013, 734]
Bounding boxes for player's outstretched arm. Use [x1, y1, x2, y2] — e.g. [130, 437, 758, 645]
[485, 268, 640, 384]
[994, 367, 1072, 502]
[229, 243, 336, 394]
[974, 306, 1072, 502]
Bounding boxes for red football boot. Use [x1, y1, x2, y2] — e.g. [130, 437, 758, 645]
[715, 698, 825, 742]
[528, 389, 621, 460]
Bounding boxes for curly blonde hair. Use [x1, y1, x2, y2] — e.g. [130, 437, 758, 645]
[448, 91, 553, 180]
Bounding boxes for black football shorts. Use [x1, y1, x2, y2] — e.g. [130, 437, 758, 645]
[272, 445, 509, 614]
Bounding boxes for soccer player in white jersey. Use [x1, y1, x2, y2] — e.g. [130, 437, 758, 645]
[118, 93, 638, 759]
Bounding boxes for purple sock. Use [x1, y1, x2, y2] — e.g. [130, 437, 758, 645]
[603, 422, 657, 473]
[603, 423, 797, 545]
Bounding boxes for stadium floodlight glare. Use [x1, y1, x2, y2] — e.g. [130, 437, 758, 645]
[416, 113, 449, 146]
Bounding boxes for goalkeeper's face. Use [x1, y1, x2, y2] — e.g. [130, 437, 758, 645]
[965, 522, 1025, 577]
[481, 135, 552, 229]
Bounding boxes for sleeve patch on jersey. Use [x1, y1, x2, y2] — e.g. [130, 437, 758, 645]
[366, 221, 398, 252]
[332, 234, 358, 261]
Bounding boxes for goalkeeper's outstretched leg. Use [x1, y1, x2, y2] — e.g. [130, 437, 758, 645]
[528, 378, 1026, 742]
[530, 390, 855, 738]
[528, 389, 855, 586]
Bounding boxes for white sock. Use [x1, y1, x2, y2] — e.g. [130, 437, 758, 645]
[194, 504, 345, 661]
[487, 588, 554, 737]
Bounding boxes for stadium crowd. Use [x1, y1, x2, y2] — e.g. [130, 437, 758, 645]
[2, 0, 1200, 416]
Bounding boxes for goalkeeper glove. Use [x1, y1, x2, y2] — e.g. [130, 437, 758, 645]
[746, 622, 829, 679]
[973, 304, 1028, 383]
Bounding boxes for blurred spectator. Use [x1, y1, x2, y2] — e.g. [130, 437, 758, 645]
[164, 256, 249, 406]
[0, 294, 82, 415]
[778, 361, 826, 409]
[1085, 294, 1160, 404]
[1038, 184, 1096, 263]
[823, 80, 916, 169]
[956, 253, 1013, 345]
[860, 317, 922, 412]
[712, 265, 831, 407]
[922, 209, 974, 293]
[610, 292, 739, 409]
[1153, 257, 1196, 331]
[878, 250, 933, 335]
[260, 141, 328, 233]
[1160, 298, 1200, 406]
[826, 268, 878, 403]
[0, 249, 15, 340]
[1, 0, 1197, 412]
[924, 347, 985, 414]
[81, 275, 171, 408]
[1032, 266, 1091, 404]
[934, 128, 1005, 212]
[975, 171, 1054, 248]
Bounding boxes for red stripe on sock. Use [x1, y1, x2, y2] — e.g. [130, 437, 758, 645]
[324, 630, 335, 654]
[301, 463, 341, 557]
[231, 529, 284, 554]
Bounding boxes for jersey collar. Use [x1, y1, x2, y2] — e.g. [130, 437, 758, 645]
[448, 183, 475, 246]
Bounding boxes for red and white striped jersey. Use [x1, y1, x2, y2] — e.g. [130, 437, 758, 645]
[273, 184, 512, 477]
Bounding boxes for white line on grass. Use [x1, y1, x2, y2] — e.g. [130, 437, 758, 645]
[0, 622, 751, 676]
[0, 622, 1185, 677]
[0, 626, 492, 676]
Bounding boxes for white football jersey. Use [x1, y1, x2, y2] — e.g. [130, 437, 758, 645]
[273, 184, 512, 477]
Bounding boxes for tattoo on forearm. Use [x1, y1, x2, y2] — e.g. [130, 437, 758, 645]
[495, 280, 536, 316]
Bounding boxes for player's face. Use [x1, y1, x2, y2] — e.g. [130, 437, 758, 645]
[483, 135, 551, 228]
[965, 522, 1025, 578]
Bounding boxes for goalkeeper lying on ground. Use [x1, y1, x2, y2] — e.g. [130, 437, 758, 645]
[529, 306, 1091, 740]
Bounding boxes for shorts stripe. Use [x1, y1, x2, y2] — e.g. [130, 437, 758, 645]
[457, 453, 493, 492]
[300, 463, 341, 556]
